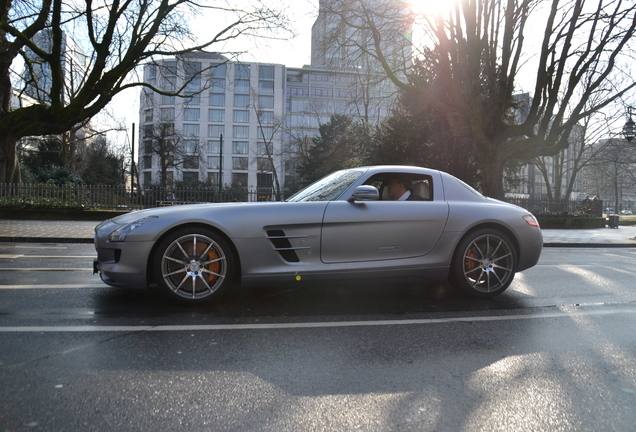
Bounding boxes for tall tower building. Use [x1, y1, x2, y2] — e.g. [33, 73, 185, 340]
[22, 30, 89, 105]
[310, 0, 412, 71]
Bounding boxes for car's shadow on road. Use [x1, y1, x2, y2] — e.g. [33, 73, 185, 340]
[93, 281, 528, 321]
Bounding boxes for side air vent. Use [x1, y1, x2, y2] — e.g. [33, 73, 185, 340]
[266, 229, 310, 263]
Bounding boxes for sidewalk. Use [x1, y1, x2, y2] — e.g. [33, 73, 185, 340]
[1, 218, 636, 246]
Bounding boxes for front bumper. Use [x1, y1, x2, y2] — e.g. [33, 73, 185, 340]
[94, 236, 155, 290]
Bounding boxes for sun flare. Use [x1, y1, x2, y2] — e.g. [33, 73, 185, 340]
[407, 0, 457, 15]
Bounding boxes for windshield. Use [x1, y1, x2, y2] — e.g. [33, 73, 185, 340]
[286, 169, 365, 202]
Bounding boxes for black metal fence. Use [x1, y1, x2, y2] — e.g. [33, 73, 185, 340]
[0, 183, 280, 211]
[0, 183, 613, 216]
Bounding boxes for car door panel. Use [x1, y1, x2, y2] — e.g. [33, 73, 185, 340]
[321, 201, 449, 263]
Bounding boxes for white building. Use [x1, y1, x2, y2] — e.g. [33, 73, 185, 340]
[139, 0, 410, 195]
[138, 53, 286, 197]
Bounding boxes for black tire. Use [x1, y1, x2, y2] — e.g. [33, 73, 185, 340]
[450, 229, 516, 298]
[153, 227, 235, 304]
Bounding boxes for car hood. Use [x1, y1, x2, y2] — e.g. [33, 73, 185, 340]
[107, 202, 255, 225]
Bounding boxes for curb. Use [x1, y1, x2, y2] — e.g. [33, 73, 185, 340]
[0, 237, 94, 244]
[543, 242, 636, 248]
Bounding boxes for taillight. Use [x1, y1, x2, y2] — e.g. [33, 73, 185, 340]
[523, 215, 540, 227]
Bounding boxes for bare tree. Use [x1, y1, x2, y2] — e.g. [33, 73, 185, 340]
[532, 104, 626, 201]
[0, 0, 289, 184]
[142, 121, 204, 188]
[584, 137, 636, 212]
[320, 0, 636, 198]
[253, 101, 284, 200]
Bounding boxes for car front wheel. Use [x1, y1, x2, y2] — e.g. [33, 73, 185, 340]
[450, 229, 516, 298]
[153, 228, 234, 304]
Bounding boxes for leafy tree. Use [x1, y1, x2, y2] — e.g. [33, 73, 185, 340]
[297, 114, 373, 185]
[20, 137, 65, 175]
[81, 137, 124, 186]
[0, 0, 289, 184]
[321, 0, 636, 198]
[372, 59, 478, 185]
[37, 165, 84, 186]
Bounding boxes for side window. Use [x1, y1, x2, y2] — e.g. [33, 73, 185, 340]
[365, 174, 433, 201]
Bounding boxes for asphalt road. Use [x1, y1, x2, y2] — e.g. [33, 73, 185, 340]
[1, 243, 635, 431]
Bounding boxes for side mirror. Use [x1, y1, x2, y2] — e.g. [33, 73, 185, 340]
[348, 185, 379, 202]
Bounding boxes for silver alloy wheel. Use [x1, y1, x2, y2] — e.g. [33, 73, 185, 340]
[461, 233, 514, 293]
[160, 233, 227, 300]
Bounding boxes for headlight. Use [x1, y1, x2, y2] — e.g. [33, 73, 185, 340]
[108, 216, 158, 242]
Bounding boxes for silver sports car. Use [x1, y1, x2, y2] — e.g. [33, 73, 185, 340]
[94, 166, 543, 304]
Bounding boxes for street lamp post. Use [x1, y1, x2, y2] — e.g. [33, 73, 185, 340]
[623, 106, 635, 143]
[620, 106, 635, 217]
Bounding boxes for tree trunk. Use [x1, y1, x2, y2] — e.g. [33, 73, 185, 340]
[0, 134, 20, 186]
[479, 152, 505, 199]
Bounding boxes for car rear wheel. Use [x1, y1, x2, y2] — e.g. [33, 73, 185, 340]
[450, 229, 516, 298]
[153, 228, 234, 304]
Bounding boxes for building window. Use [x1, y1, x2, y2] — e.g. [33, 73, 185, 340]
[233, 126, 249, 139]
[235, 64, 250, 79]
[184, 140, 199, 154]
[161, 94, 175, 105]
[208, 124, 224, 138]
[208, 140, 220, 154]
[211, 63, 226, 78]
[143, 140, 153, 154]
[234, 94, 250, 107]
[232, 157, 249, 170]
[257, 157, 273, 171]
[287, 87, 308, 96]
[258, 111, 274, 125]
[209, 93, 225, 107]
[182, 172, 199, 183]
[311, 88, 333, 97]
[185, 94, 200, 106]
[257, 142, 272, 155]
[233, 110, 250, 123]
[232, 173, 248, 187]
[144, 109, 153, 123]
[183, 124, 199, 137]
[207, 156, 220, 169]
[234, 79, 250, 94]
[183, 108, 200, 122]
[257, 172, 273, 188]
[258, 80, 274, 95]
[207, 172, 219, 185]
[183, 156, 199, 169]
[310, 73, 331, 82]
[143, 155, 152, 169]
[161, 108, 175, 121]
[155, 123, 174, 136]
[208, 109, 225, 122]
[233, 141, 249, 154]
[143, 171, 152, 185]
[162, 74, 176, 92]
[259, 65, 275, 80]
[258, 126, 274, 141]
[258, 95, 274, 109]
[211, 78, 226, 92]
[147, 65, 157, 82]
[286, 74, 302, 83]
